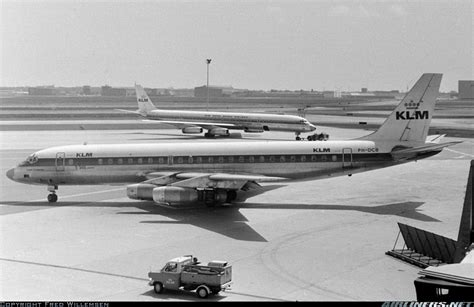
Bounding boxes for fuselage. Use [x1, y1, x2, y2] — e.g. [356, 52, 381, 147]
[6, 140, 431, 187]
[146, 109, 316, 133]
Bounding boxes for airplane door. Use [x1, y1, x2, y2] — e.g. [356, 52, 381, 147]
[342, 148, 353, 169]
[168, 155, 173, 166]
[56, 152, 66, 172]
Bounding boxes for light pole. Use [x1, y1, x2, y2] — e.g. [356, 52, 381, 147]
[206, 58, 211, 111]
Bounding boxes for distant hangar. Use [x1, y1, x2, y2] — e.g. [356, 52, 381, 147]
[458, 80, 474, 99]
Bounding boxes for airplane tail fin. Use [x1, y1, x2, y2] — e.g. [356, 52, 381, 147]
[135, 84, 157, 115]
[360, 73, 442, 144]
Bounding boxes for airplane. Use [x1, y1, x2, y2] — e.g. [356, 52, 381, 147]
[6, 73, 461, 205]
[117, 84, 317, 140]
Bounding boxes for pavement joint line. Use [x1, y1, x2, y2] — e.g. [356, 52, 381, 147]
[0, 187, 124, 206]
[0, 257, 148, 282]
[444, 148, 474, 158]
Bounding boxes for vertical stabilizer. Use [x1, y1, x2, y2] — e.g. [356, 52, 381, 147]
[360, 73, 442, 143]
[135, 84, 157, 115]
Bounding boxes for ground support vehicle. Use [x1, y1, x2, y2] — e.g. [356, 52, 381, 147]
[148, 255, 232, 298]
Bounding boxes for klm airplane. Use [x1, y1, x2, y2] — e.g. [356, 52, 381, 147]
[117, 84, 316, 140]
[7, 74, 460, 205]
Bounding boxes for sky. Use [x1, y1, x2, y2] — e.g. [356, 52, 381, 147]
[1, 0, 472, 92]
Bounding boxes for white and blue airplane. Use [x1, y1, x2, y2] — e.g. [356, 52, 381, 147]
[118, 84, 317, 140]
[7, 74, 460, 205]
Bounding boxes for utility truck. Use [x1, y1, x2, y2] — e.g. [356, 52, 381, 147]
[148, 255, 232, 298]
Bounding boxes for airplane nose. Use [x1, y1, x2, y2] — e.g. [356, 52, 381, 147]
[6, 168, 15, 180]
[310, 124, 317, 131]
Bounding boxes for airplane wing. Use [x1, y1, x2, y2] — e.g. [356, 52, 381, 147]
[141, 119, 239, 130]
[143, 171, 288, 186]
[116, 114, 240, 130]
[134, 171, 289, 205]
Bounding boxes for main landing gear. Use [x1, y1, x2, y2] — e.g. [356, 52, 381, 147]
[47, 185, 58, 203]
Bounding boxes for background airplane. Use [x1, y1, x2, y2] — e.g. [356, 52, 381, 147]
[117, 84, 316, 140]
[7, 74, 460, 205]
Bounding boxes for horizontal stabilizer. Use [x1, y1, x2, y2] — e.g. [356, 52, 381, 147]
[115, 109, 141, 115]
[391, 141, 462, 160]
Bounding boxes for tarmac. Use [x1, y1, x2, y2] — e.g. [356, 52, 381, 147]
[0, 125, 472, 301]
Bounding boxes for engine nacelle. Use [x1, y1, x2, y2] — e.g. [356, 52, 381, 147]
[182, 127, 203, 134]
[153, 186, 198, 205]
[209, 127, 229, 136]
[127, 183, 156, 200]
[244, 127, 264, 133]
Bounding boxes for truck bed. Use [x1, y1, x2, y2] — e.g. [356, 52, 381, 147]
[180, 264, 232, 287]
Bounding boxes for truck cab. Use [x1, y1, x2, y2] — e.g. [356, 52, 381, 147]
[156, 256, 195, 290]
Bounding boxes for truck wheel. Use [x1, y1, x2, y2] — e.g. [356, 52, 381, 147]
[196, 285, 209, 298]
[154, 282, 164, 294]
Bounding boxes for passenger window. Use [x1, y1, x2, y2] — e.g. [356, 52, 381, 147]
[218, 156, 224, 163]
[208, 157, 214, 163]
[177, 157, 183, 164]
[301, 156, 306, 162]
[128, 158, 133, 164]
[249, 156, 255, 163]
[98, 158, 103, 165]
[280, 156, 286, 162]
[68, 159, 74, 166]
[148, 157, 153, 164]
[269, 156, 275, 162]
[158, 157, 164, 164]
[196, 157, 202, 164]
[117, 158, 123, 165]
[332, 155, 337, 162]
[259, 156, 265, 163]
[137, 158, 143, 164]
[108, 158, 113, 165]
[290, 156, 296, 162]
[321, 155, 327, 162]
[311, 155, 317, 162]
[228, 156, 234, 163]
[188, 156, 193, 164]
[239, 156, 245, 163]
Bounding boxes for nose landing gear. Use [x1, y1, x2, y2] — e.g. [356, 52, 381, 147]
[47, 185, 58, 203]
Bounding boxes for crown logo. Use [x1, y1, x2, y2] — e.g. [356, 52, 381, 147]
[404, 99, 421, 109]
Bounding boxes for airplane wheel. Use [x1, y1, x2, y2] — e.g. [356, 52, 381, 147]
[307, 135, 313, 141]
[296, 136, 301, 141]
[47, 193, 58, 203]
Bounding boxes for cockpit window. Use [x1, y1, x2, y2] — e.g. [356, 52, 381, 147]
[19, 153, 39, 166]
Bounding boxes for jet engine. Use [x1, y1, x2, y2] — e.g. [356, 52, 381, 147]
[182, 127, 203, 134]
[127, 183, 156, 200]
[244, 127, 264, 133]
[153, 186, 198, 204]
[128, 184, 238, 206]
[209, 128, 230, 136]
